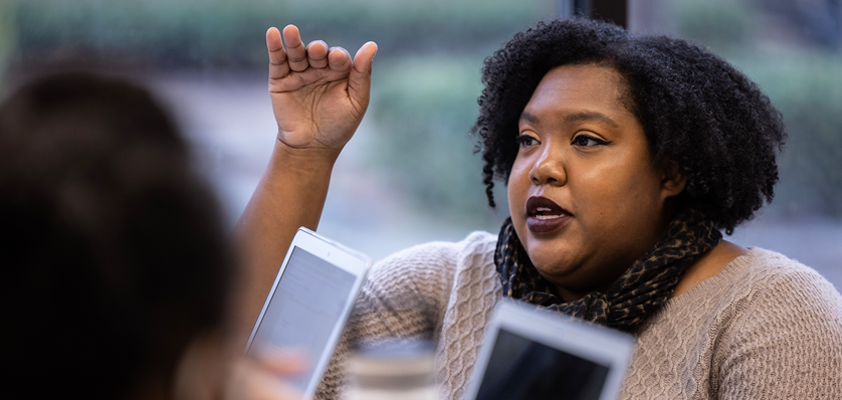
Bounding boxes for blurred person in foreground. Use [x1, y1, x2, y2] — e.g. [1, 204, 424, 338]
[237, 19, 842, 400]
[0, 72, 304, 400]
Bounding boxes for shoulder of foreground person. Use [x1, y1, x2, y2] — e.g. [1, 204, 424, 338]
[716, 247, 842, 399]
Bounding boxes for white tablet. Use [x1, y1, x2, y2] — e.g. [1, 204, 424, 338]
[245, 227, 371, 399]
[464, 300, 636, 400]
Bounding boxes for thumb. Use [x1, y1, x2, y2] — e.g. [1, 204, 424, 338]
[348, 41, 378, 108]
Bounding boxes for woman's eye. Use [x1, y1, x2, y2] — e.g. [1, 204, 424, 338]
[572, 134, 608, 147]
[516, 135, 539, 147]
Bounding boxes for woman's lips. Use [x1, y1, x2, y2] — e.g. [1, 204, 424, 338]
[526, 196, 572, 234]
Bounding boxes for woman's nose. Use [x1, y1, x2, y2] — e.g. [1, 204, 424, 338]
[529, 147, 567, 186]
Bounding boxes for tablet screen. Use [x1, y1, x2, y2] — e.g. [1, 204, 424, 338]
[475, 328, 610, 400]
[248, 246, 357, 390]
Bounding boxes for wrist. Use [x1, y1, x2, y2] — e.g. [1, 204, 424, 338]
[269, 139, 341, 175]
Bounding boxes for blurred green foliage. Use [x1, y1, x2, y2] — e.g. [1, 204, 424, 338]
[672, 0, 842, 219]
[3, 0, 839, 221]
[2, 0, 540, 229]
[370, 56, 504, 226]
[672, 0, 754, 54]
[7, 0, 545, 68]
[0, 2, 15, 93]
[736, 54, 842, 217]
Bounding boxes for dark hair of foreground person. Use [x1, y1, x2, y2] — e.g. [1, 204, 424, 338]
[0, 73, 232, 399]
[474, 18, 786, 235]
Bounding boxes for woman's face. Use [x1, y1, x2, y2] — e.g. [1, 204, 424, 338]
[507, 64, 681, 301]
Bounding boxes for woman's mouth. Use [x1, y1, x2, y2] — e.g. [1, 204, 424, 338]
[526, 196, 572, 234]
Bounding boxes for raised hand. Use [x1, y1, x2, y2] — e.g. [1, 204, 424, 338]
[266, 25, 378, 151]
[234, 27, 376, 339]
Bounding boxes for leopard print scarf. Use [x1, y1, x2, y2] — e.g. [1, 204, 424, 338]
[495, 208, 722, 333]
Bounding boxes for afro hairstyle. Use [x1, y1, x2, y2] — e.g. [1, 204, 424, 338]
[473, 18, 786, 234]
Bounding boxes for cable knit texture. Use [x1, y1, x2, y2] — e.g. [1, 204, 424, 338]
[315, 232, 842, 400]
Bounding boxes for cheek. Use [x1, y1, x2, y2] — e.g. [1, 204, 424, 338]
[593, 163, 663, 225]
[507, 161, 529, 211]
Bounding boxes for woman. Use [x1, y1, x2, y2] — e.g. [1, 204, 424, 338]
[0, 73, 304, 400]
[236, 19, 842, 399]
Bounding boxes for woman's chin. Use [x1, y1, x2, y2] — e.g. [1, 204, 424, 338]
[526, 248, 579, 282]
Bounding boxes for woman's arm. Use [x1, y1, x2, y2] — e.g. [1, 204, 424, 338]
[231, 25, 377, 344]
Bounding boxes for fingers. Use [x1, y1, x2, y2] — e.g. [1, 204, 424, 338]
[270, 24, 375, 96]
[226, 357, 307, 400]
[253, 347, 309, 375]
[282, 25, 308, 72]
[246, 374, 304, 400]
[327, 47, 352, 73]
[348, 41, 379, 106]
[306, 40, 329, 69]
[266, 27, 289, 80]
[279, 25, 351, 74]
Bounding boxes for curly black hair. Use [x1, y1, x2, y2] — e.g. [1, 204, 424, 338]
[473, 18, 786, 234]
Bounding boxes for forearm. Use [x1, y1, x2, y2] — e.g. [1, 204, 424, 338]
[231, 139, 340, 345]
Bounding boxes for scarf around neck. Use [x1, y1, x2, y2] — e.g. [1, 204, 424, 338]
[494, 208, 722, 333]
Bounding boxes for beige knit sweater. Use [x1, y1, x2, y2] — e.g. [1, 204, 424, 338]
[316, 231, 842, 400]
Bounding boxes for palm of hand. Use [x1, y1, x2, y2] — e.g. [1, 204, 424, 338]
[271, 74, 361, 150]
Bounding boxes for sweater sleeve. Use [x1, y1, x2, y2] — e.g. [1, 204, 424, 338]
[715, 262, 842, 399]
[314, 239, 462, 400]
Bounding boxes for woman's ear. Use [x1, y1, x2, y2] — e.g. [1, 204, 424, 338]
[660, 158, 686, 199]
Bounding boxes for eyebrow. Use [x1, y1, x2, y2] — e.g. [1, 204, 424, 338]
[519, 111, 619, 128]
